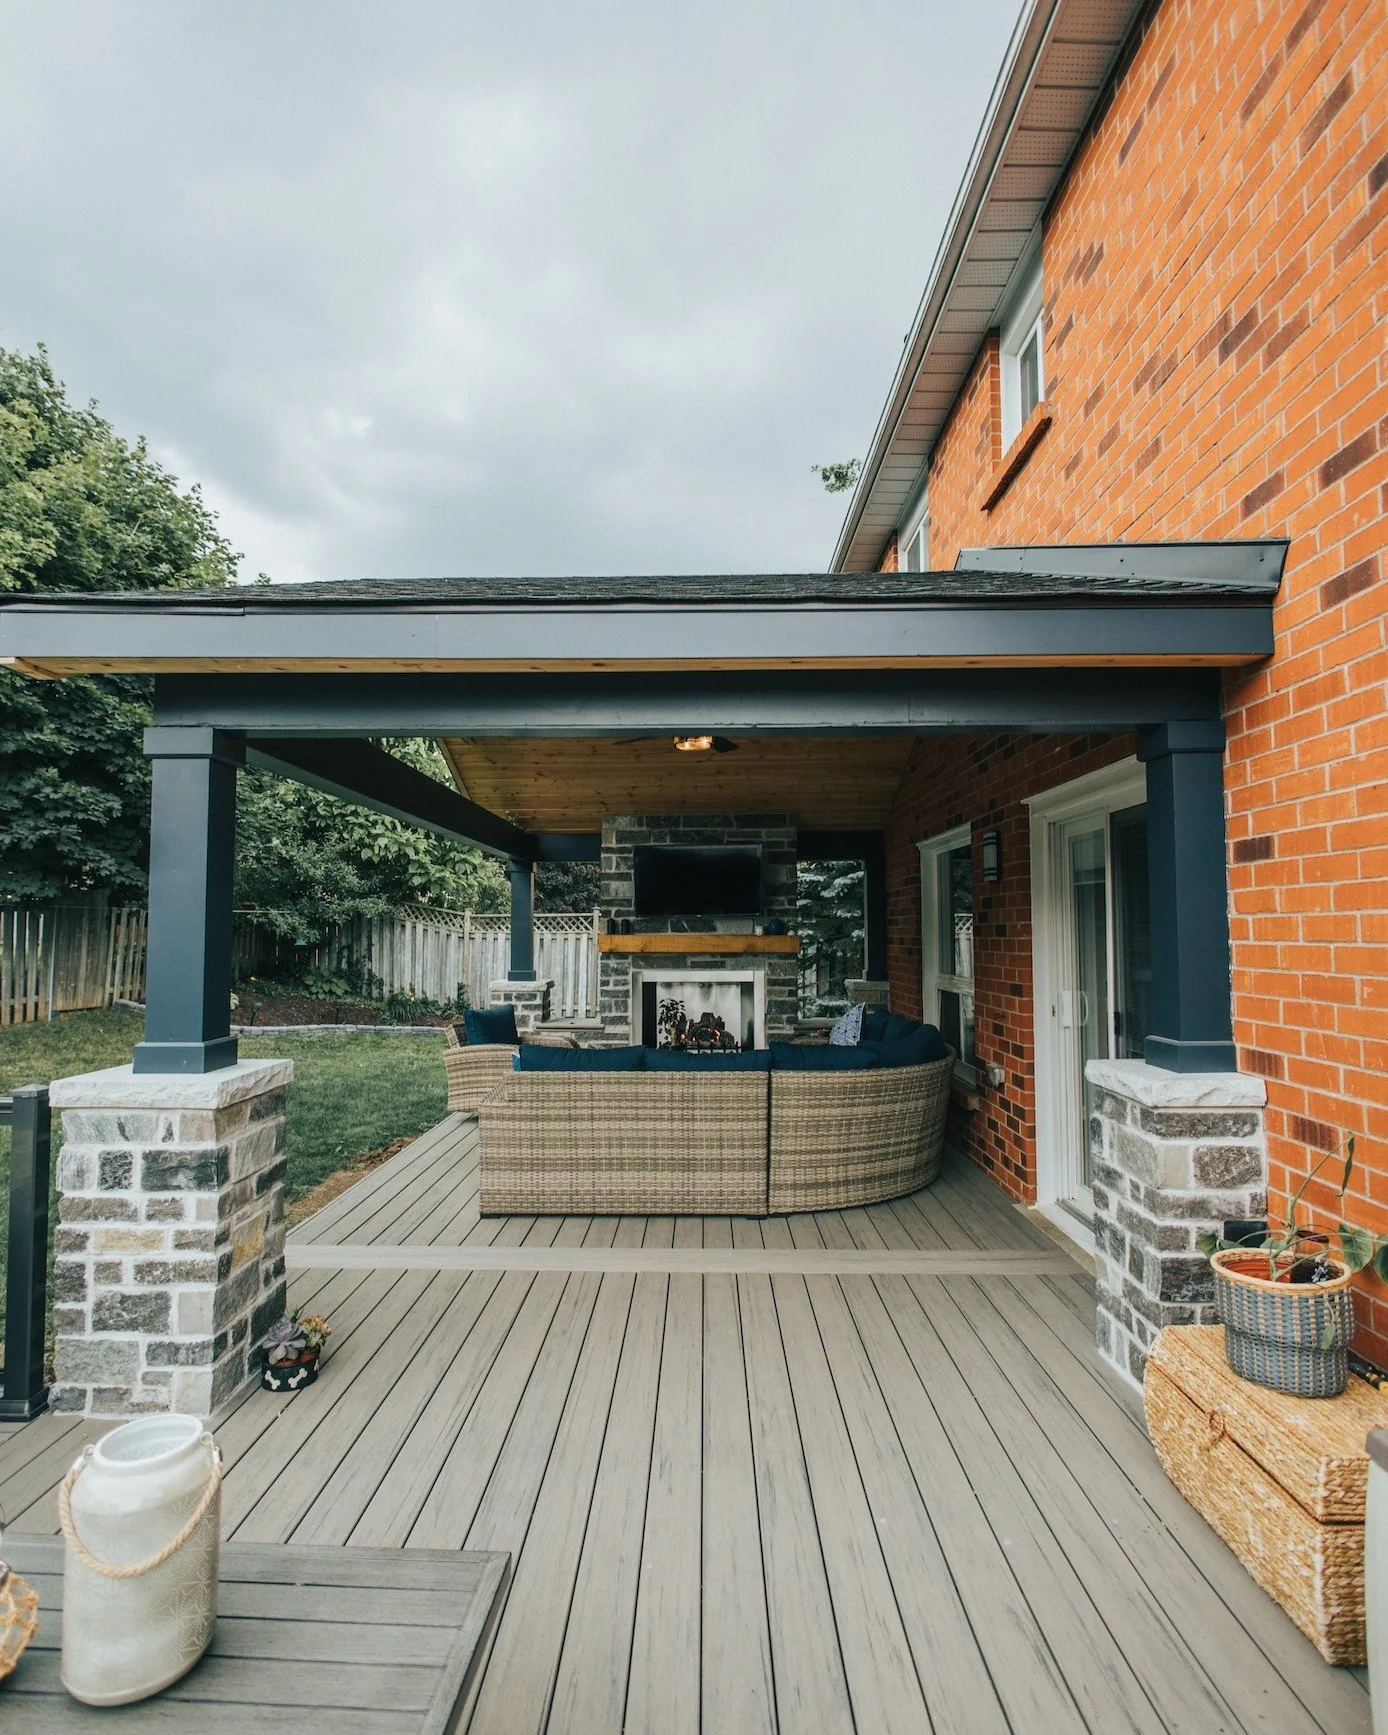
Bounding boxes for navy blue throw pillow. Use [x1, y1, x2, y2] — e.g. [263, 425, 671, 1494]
[644, 1047, 772, 1071]
[464, 1005, 520, 1046]
[871, 1025, 952, 1068]
[770, 1042, 880, 1071]
[860, 1008, 891, 1042]
[516, 1044, 647, 1072]
[882, 1012, 921, 1043]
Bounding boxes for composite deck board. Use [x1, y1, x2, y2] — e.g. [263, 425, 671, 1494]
[1, 1115, 1367, 1734]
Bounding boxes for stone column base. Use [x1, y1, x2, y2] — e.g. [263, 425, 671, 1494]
[845, 979, 890, 1007]
[489, 978, 553, 1035]
[1086, 1058, 1266, 1389]
[48, 1059, 292, 1419]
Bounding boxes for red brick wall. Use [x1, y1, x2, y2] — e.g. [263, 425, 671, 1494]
[886, 734, 1134, 1201]
[891, 0, 1388, 1348]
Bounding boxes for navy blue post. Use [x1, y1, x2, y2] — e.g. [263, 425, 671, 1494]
[507, 856, 537, 982]
[133, 727, 244, 1075]
[1, 1085, 52, 1420]
[1138, 720, 1237, 1073]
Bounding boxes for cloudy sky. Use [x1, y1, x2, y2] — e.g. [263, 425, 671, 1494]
[1, 0, 1020, 581]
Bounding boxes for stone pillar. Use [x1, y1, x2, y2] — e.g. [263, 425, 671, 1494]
[489, 978, 553, 1035]
[844, 979, 890, 1007]
[1087, 1057, 1266, 1387]
[47, 1059, 291, 1419]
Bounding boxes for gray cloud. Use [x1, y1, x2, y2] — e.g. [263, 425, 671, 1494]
[0, 0, 1020, 580]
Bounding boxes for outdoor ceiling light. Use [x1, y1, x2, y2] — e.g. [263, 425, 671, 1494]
[672, 735, 738, 753]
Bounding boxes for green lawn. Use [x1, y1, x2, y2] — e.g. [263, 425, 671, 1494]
[0, 1008, 447, 1349]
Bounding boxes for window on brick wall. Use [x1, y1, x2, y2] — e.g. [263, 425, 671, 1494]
[901, 516, 929, 572]
[999, 254, 1044, 449]
[919, 826, 977, 1076]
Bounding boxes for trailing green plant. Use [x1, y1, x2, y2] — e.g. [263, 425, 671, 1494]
[1197, 1135, 1388, 1284]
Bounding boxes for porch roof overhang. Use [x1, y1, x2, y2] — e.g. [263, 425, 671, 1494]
[0, 562, 1278, 679]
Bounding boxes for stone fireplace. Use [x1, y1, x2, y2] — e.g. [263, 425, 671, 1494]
[635, 969, 764, 1050]
[598, 814, 798, 1047]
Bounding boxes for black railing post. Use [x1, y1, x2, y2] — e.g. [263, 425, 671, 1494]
[1, 1084, 51, 1420]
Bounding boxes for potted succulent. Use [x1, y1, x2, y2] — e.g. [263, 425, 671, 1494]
[1198, 1136, 1385, 1398]
[260, 1311, 331, 1391]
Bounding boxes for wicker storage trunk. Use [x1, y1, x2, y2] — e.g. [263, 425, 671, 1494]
[1145, 1325, 1388, 1663]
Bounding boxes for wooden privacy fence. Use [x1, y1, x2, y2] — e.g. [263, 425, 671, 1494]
[356, 910, 602, 1020]
[2, 905, 600, 1024]
[0, 905, 147, 1026]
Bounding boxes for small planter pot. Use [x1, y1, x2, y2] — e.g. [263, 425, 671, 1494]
[262, 1348, 321, 1392]
[1211, 1248, 1355, 1397]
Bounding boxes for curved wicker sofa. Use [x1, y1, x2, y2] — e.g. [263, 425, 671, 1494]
[473, 1050, 953, 1217]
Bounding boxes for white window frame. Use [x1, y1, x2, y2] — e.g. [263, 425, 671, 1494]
[899, 485, 929, 572]
[918, 824, 976, 1083]
[999, 254, 1044, 448]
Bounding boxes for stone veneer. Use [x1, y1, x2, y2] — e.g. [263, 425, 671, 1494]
[488, 977, 553, 1034]
[47, 1059, 292, 1419]
[1087, 1058, 1267, 1387]
[599, 814, 799, 1046]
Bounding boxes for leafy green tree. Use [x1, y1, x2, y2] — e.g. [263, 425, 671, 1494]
[536, 860, 599, 913]
[236, 739, 507, 942]
[0, 345, 239, 901]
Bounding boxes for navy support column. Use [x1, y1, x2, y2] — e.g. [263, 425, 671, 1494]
[1138, 720, 1238, 1073]
[132, 727, 244, 1075]
[507, 856, 537, 981]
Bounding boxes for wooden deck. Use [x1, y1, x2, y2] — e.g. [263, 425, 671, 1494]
[0, 1114, 1371, 1734]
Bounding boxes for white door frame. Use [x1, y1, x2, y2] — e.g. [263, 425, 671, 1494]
[1027, 758, 1146, 1254]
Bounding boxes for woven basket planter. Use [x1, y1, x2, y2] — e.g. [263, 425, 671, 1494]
[1211, 1249, 1356, 1398]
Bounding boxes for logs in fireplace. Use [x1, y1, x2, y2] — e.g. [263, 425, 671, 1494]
[655, 997, 741, 1053]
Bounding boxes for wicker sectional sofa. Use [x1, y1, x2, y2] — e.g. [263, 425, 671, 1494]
[472, 1049, 953, 1217]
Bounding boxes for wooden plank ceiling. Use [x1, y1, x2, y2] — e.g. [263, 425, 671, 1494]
[438, 736, 916, 832]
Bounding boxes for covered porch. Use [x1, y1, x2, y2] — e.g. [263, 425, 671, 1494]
[0, 1111, 1368, 1733]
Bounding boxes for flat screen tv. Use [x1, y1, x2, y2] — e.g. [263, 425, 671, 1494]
[633, 845, 763, 918]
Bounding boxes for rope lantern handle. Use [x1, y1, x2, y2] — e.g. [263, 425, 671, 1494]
[1198, 1409, 1227, 1454]
[59, 1436, 222, 1581]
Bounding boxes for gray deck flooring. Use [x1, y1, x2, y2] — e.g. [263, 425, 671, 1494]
[0, 1114, 1371, 1734]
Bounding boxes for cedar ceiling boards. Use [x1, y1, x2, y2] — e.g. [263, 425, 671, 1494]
[438, 736, 916, 833]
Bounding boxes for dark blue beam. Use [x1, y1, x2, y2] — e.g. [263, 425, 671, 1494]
[245, 736, 531, 860]
[154, 668, 1224, 737]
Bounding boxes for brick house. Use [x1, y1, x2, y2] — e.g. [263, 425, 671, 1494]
[1, 0, 1381, 1411]
[833, 0, 1388, 1362]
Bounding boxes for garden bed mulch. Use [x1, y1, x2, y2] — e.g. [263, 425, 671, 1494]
[285, 1135, 416, 1228]
[234, 993, 455, 1027]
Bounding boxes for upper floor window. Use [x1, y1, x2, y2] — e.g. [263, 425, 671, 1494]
[999, 255, 1044, 448]
[901, 515, 929, 572]
[899, 484, 929, 571]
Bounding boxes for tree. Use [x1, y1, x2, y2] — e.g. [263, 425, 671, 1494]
[236, 739, 507, 942]
[812, 459, 861, 494]
[0, 345, 239, 901]
[796, 858, 865, 1014]
[536, 860, 599, 913]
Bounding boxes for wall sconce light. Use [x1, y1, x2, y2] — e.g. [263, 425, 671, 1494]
[981, 830, 1002, 883]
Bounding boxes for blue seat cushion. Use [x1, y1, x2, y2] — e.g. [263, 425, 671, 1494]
[644, 1046, 772, 1071]
[463, 1005, 520, 1046]
[770, 1042, 880, 1071]
[516, 1044, 647, 1071]
[860, 1008, 892, 1042]
[865, 1024, 952, 1068]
